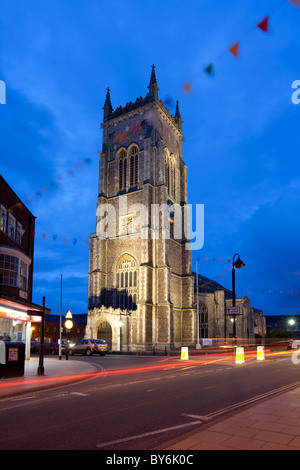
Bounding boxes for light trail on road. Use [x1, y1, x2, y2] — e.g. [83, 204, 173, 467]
[0, 349, 295, 391]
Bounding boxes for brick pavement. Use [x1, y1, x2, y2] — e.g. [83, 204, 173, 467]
[162, 387, 300, 450]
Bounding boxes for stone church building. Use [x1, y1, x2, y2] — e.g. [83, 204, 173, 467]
[85, 66, 265, 351]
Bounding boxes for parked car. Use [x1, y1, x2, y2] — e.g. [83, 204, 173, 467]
[43, 342, 66, 355]
[30, 341, 39, 353]
[69, 339, 108, 356]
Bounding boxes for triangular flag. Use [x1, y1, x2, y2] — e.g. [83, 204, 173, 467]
[289, 0, 300, 7]
[204, 63, 214, 76]
[257, 15, 269, 33]
[183, 82, 192, 93]
[229, 41, 240, 58]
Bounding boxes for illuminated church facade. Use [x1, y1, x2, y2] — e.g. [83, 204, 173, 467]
[85, 66, 265, 350]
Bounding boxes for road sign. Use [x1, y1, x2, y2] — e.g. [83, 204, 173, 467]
[227, 306, 240, 315]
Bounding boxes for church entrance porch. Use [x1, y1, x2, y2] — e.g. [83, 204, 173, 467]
[86, 306, 132, 351]
[97, 321, 112, 350]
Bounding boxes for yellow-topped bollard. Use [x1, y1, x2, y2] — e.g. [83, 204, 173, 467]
[257, 346, 265, 360]
[181, 347, 189, 360]
[235, 347, 244, 364]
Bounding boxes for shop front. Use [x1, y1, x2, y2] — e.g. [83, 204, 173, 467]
[0, 297, 43, 360]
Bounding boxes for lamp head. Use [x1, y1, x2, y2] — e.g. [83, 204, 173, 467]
[233, 254, 245, 269]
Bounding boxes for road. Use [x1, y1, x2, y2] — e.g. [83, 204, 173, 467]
[0, 350, 299, 450]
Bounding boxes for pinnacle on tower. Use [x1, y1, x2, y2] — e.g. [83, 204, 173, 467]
[175, 100, 183, 130]
[175, 100, 181, 120]
[147, 64, 159, 99]
[103, 87, 113, 119]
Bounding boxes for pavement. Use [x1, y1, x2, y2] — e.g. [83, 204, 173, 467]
[0, 356, 98, 398]
[159, 386, 300, 450]
[1, 356, 300, 450]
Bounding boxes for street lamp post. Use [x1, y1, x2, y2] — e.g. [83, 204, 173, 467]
[59, 274, 63, 360]
[231, 254, 245, 344]
[196, 258, 201, 349]
[288, 319, 295, 338]
[64, 309, 73, 360]
[118, 311, 131, 351]
[37, 297, 46, 376]
[118, 319, 123, 351]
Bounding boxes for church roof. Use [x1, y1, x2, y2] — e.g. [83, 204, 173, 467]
[193, 271, 232, 298]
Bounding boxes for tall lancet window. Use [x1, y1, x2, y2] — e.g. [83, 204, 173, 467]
[118, 150, 127, 191]
[115, 254, 138, 310]
[169, 157, 175, 198]
[164, 149, 176, 199]
[129, 146, 138, 187]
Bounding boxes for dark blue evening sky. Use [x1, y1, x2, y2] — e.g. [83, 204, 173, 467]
[0, 0, 299, 318]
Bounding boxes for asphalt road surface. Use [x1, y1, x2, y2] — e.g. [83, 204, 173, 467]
[0, 351, 299, 450]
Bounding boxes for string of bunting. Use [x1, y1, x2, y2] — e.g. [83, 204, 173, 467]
[22, 157, 93, 205]
[192, 255, 299, 295]
[6, 157, 93, 217]
[33, 231, 299, 294]
[182, 0, 300, 93]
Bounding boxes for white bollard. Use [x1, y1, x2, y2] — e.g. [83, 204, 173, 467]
[257, 346, 265, 360]
[181, 347, 189, 360]
[235, 347, 244, 364]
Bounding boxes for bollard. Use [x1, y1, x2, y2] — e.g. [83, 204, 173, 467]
[257, 346, 265, 360]
[235, 347, 244, 364]
[181, 347, 189, 360]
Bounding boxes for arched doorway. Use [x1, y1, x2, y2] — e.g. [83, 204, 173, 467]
[98, 321, 112, 350]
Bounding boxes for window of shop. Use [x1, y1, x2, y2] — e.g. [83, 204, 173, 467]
[0, 317, 26, 342]
[7, 213, 16, 240]
[0, 205, 7, 232]
[0, 250, 30, 292]
[0, 254, 19, 287]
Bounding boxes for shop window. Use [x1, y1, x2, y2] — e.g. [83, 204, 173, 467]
[0, 206, 7, 232]
[16, 222, 23, 245]
[0, 254, 19, 287]
[0, 251, 30, 292]
[7, 213, 16, 240]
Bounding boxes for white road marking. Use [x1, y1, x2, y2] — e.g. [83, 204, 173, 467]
[96, 420, 202, 448]
[11, 396, 36, 401]
[181, 413, 211, 421]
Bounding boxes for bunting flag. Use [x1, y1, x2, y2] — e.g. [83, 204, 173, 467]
[229, 41, 240, 58]
[129, 122, 141, 134]
[204, 64, 214, 76]
[289, 0, 300, 6]
[257, 15, 270, 33]
[163, 96, 175, 108]
[183, 82, 192, 93]
[181, 0, 300, 92]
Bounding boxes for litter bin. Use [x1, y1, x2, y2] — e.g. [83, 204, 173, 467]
[0, 341, 25, 379]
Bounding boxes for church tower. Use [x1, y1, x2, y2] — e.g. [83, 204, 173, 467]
[86, 66, 195, 351]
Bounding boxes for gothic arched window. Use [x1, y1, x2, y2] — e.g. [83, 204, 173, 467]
[129, 146, 138, 187]
[199, 302, 208, 338]
[118, 150, 127, 191]
[164, 149, 175, 199]
[169, 157, 175, 198]
[115, 254, 138, 310]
